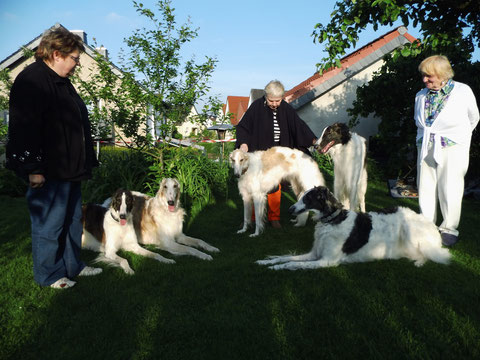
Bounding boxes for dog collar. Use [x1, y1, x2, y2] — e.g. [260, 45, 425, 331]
[110, 212, 120, 223]
[320, 209, 342, 223]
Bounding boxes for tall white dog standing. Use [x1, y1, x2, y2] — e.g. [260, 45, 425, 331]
[230, 147, 325, 237]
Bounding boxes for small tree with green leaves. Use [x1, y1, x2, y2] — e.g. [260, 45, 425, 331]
[76, 0, 218, 149]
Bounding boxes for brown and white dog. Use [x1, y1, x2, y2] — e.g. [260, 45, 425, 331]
[82, 189, 174, 274]
[130, 178, 220, 260]
[316, 122, 367, 212]
[229, 146, 326, 237]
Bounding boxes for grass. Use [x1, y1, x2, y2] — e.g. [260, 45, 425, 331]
[1, 179, 480, 360]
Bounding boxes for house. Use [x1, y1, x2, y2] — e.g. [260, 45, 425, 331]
[224, 96, 249, 125]
[284, 26, 416, 141]
[0, 23, 200, 146]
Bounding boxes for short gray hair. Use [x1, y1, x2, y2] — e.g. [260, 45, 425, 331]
[264, 80, 285, 98]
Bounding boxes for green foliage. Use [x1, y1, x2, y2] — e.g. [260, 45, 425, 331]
[82, 147, 153, 203]
[82, 145, 232, 223]
[0, 167, 27, 197]
[75, 0, 218, 148]
[313, 0, 479, 73]
[146, 146, 232, 221]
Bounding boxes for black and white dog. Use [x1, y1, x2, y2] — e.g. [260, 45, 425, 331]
[316, 122, 367, 212]
[82, 189, 175, 274]
[256, 186, 451, 270]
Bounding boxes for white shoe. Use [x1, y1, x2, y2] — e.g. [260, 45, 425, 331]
[50, 277, 76, 289]
[78, 266, 103, 276]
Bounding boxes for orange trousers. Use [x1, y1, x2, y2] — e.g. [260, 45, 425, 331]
[252, 184, 281, 221]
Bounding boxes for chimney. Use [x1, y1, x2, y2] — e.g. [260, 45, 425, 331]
[70, 30, 88, 45]
[96, 46, 109, 60]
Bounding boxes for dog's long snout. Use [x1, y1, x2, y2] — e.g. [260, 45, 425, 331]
[289, 204, 300, 215]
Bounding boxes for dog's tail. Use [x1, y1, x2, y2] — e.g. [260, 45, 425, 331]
[400, 208, 451, 265]
[92, 254, 124, 269]
[419, 238, 451, 265]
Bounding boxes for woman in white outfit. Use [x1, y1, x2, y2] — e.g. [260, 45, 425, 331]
[414, 55, 479, 246]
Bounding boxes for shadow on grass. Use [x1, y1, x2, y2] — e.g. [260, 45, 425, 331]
[2, 181, 480, 360]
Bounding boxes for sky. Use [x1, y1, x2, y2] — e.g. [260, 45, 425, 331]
[1, 0, 478, 106]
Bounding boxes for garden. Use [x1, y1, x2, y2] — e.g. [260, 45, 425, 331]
[0, 144, 479, 360]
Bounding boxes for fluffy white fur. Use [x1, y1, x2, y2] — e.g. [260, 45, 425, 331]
[229, 146, 325, 237]
[82, 189, 174, 275]
[256, 186, 451, 270]
[316, 122, 367, 212]
[131, 178, 220, 260]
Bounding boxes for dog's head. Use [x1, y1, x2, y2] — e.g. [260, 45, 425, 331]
[315, 122, 351, 154]
[229, 149, 250, 177]
[157, 178, 181, 212]
[110, 189, 134, 226]
[289, 186, 343, 217]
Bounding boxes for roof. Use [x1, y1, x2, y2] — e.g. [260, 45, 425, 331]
[0, 23, 123, 77]
[225, 95, 249, 125]
[284, 26, 416, 109]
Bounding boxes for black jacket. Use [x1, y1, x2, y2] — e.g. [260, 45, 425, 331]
[6, 60, 98, 181]
[235, 97, 316, 153]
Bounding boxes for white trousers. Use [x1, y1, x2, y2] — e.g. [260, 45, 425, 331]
[417, 143, 469, 236]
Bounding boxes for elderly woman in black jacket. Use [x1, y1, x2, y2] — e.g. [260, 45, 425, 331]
[235, 80, 317, 228]
[6, 27, 102, 288]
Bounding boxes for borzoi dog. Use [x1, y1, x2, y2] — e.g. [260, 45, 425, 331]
[256, 186, 450, 270]
[230, 147, 325, 237]
[82, 189, 175, 274]
[316, 122, 367, 212]
[131, 178, 220, 260]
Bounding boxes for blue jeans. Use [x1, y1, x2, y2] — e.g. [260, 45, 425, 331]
[26, 180, 85, 286]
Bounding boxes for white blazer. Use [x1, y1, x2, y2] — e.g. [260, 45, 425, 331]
[414, 81, 479, 164]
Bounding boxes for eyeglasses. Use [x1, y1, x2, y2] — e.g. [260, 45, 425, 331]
[69, 55, 81, 64]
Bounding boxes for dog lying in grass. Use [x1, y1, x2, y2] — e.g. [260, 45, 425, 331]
[82, 188, 175, 274]
[256, 186, 451, 270]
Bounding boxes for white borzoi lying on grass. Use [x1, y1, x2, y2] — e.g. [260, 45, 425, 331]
[230, 147, 325, 237]
[256, 186, 451, 270]
[82, 189, 175, 274]
[129, 178, 220, 260]
[316, 122, 367, 212]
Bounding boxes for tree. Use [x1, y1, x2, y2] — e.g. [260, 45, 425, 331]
[76, 0, 218, 149]
[312, 0, 480, 179]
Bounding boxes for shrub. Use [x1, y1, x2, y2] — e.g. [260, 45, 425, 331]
[146, 146, 232, 221]
[82, 147, 153, 203]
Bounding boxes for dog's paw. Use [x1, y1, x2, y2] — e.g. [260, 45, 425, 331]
[237, 228, 247, 234]
[201, 254, 213, 261]
[124, 268, 135, 275]
[206, 246, 220, 253]
[255, 259, 269, 265]
[155, 254, 175, 264]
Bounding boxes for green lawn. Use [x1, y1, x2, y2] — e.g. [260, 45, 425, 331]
[1, 180, 479, 360]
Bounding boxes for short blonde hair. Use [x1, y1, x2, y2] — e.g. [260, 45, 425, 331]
[418, 55, 454, 81]
[264, 80, 285, 98]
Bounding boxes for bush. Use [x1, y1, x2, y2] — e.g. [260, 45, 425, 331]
[82, 147, 153, 203]
[0, 167, 27, 197]
[146, 146, 232, 221]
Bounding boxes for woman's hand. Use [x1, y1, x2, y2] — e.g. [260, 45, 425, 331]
[29, 174, 45, 188]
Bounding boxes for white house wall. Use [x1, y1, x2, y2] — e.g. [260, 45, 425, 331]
[296, 58, 385, 142]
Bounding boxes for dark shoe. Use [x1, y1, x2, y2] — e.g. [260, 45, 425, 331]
[270, 220, 282, 229]
[441, 233, 458, 247]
